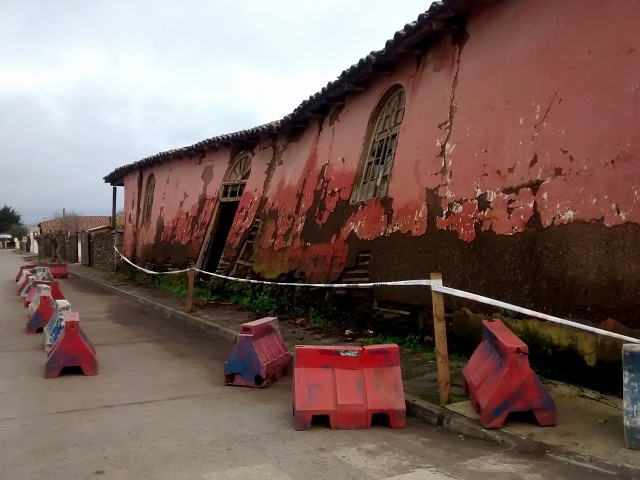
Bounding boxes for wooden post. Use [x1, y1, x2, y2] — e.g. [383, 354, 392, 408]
[111, 186, 117, 229]
[185, 268, 196, 313]
[431, 272, 451, 404]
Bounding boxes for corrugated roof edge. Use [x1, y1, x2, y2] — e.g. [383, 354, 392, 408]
[104, 0, 471, 185]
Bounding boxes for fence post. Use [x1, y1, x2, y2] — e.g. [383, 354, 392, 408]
[430, 272, 450, 404]
[185, 268, 196, 313]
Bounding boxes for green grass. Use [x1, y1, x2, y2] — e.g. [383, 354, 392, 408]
[308, 307, 331, 328]
[363, 333, 468, 367]
[363, 333, 429, 353]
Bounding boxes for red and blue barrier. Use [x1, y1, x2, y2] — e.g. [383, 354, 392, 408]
[45, 312, 97, 378]
[17, 272, 34, 295]
[21, 279, 65, 306]
[15, 264, 37, 282]
[224, 317, 291, 387]
[26, 285, 56, 334]
[23, 278, 54, 307]
[463, 319, 557, 429]
[293, 344, 406, 430]
[44, 300, 71, 352]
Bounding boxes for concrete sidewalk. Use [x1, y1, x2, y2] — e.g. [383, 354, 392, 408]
[62, 260, 640, 473]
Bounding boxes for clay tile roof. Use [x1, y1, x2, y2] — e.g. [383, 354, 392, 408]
[104, 0, 470, 186]
[39, 216, 114, 234]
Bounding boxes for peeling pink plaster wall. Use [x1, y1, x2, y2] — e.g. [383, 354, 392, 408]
[436, 0, 640, 242]
[122, 174, 138, 258]
[120, 0, 640, 322]
[248, 39, 458, 280]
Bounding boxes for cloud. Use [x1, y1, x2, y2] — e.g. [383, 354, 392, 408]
[0, 0, 432, 224]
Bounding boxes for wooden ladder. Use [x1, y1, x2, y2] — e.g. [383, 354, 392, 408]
[229, 219, 262, 278]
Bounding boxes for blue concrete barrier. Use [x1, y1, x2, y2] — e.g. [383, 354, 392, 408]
[623, 344, 640, 449]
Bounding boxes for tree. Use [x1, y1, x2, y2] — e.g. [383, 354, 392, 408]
[8, 223, 27, 239]
[0, 205, 23, 233]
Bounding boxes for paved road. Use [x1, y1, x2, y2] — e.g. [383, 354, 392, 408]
[0, 250, 633, 479]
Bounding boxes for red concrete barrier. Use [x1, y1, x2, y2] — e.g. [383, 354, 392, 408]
[21, 280, 65, 306]
[26, 285, 56, 334]
[22, 283, 39, 307]
[17, 273, 34, 295]
[224, 317, 291, 387]
[463, 319, 557, 429]
[293, 344, 406, 430]
[47, 263, 69, 279]
[45, 313, 97, 378]
[15, 264, 37, 282]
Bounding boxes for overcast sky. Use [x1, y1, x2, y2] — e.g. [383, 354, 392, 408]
[0, 1, 432, 225]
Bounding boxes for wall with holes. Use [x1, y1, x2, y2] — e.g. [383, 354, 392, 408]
[121, 0, 640, 325]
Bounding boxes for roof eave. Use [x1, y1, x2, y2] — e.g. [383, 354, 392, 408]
[103, 0, 473, 183]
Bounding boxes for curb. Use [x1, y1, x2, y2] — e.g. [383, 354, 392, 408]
[404, 394, 515, 446]
[70, 269, 238, 343]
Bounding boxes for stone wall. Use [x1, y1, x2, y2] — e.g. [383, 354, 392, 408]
[91, 230, 115, 270]
[66, 233, 78, 263]
[39, 235, 58, 259]
[38, 233, 78, 262]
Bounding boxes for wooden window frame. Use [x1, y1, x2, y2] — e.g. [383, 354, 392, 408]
[352, 86, 406, 203]
[142, 174, 155, 224]
[220, 153, 251, 202]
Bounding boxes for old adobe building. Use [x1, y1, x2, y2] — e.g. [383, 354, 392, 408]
[105, 0, 640, 327]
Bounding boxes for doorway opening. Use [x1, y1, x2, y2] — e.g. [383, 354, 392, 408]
[201, 152, 252, 273]
[204, 201, 239, 273]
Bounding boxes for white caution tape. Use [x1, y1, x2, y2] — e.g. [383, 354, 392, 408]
[432, 284, 640, 344]
[114, 245, 432, 288]
[113, 246, 640, 343]
[115, 246, 191, 275]
[196, 265, 433, 288]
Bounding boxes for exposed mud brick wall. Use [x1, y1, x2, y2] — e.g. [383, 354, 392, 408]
[91, 231, 115, 270]
[121, 0, 640, 325]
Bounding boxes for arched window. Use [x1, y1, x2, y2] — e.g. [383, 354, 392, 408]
[221, 153, 251, 201]
[142, 174, 155, 224]
[353, 86, 406, 202]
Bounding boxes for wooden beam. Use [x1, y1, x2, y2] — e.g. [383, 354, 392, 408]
[326, 83, 365, 99]
[363, 64, 392, 75]
[397, 43, 424, 55]
[343, 83, 366, 93]
[431, 272, 451, 404]
[111, 186, 117, 230]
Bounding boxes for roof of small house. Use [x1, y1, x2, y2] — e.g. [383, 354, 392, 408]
[38, 216, 118, 234]
[104, 0, 471, 185]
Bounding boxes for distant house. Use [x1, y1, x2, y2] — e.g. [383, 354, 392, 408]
[104, 0, 640, 327]
[0, 233, 13, 249]
[38, 215, 118, 262]
[38, 216, 114, 236]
